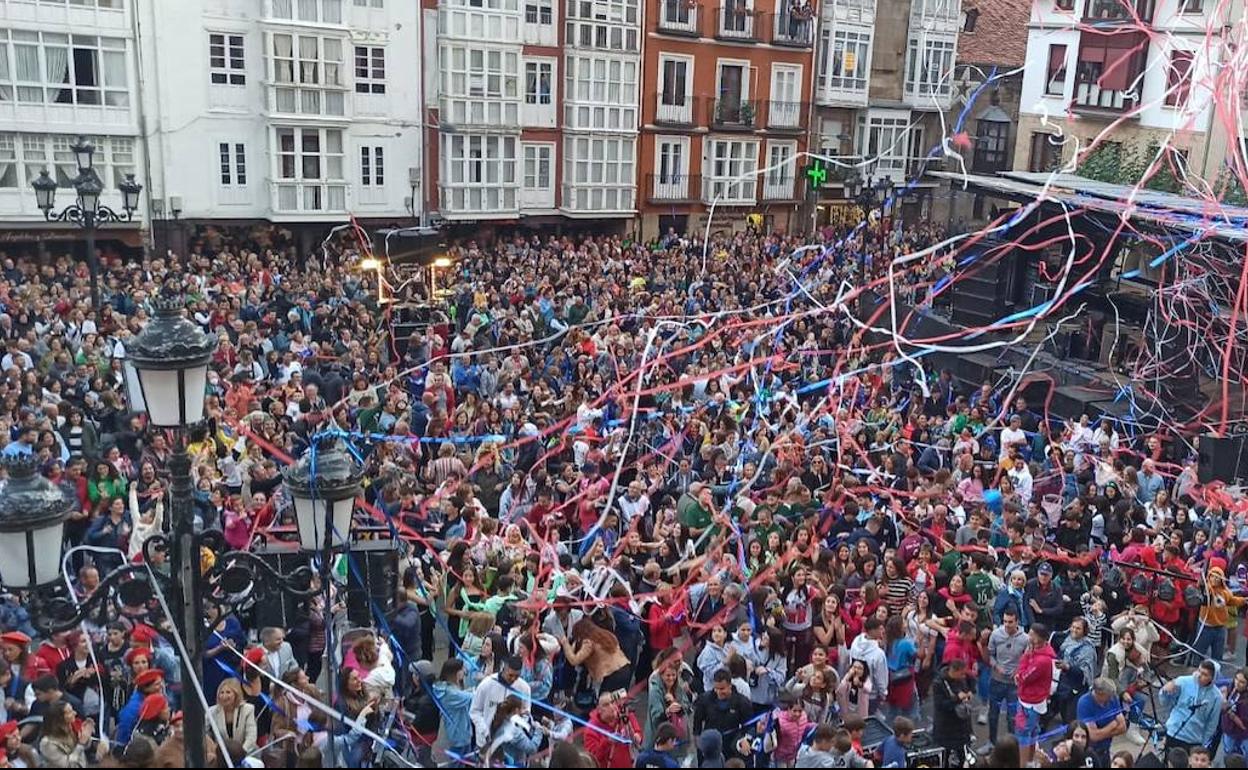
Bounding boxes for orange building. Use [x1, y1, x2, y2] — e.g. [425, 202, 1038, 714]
[637, 0, 818, 238]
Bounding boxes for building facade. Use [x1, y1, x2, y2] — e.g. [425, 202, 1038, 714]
[637, 0, 817, 238]
[0, 0, 147, 248]
[0, 0, 425, 254]
[1014, 0, 1235, 183]
[136, 0, 424, 252]
[425, 0, 642, 230]
[810, 0, 961, 227]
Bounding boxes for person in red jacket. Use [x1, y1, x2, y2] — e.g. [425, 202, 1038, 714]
[583, 691, 642, 768]
[1015, 623, 1056, 765]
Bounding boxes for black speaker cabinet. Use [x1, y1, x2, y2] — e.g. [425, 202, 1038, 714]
[253, 543, 311, 629]
[1198, 434, 1248, 484]
[345, 540, 400, 628]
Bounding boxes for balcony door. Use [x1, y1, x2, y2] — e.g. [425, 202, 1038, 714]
[717, 62, 748, 121]
[770, 65, 801, 126]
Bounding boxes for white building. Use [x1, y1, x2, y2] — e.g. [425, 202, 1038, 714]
[0, 0, 146, 246]
[134, 0, 424, 244]
[1014, 0, 1235, 179]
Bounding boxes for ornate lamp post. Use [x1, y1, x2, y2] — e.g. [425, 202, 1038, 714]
[284, 430, 363, 767]
[31, 136, 142, 317]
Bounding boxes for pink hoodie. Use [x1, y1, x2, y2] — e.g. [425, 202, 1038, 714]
[773, 708, 812, 765]
[1015, 642, 1056, 707]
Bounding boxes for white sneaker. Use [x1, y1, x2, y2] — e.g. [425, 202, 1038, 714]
[1124, 726, 1146, 745]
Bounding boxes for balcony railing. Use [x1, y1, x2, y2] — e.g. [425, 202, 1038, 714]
[709, 97, 759, 129]
[765, 100, 807, 130]
[1084, 0, 1155, 23]
[762, 176, 797, 200]
[657, 0, 701, 35]
[770, 9, 814, 46]
[647, 173, 700, 202]
[703, 176, 757, 204]
[656, 98, 696, 125]
[713, 7, 762, 41]
[1073, 78, 1139, 112]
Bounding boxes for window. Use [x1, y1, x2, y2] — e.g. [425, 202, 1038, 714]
[820, 28, 870, 93]
[0, 135, 14, 188]
[565, 54, 638, 130]
[522, 144, 552, 189]
[973, 121, 1008, 172]
[857, 113, 910, 173]
[209, 34, 246, 86]
[565, 0, 640, 52]
[440, 45, 521, 125]
[659, 57, 688, 106]
[525, 61, 552, 104]
[354, 0, 385, 6]
[1055, 0, 1074, 9]
[271, 34, 345, 115]
[1074, 31, 1146, 110]
[275, 127, 346, 211]
[906, 36, 955, 99]
[0, 31, 129, 107]
[706, 139, 757, 201]
[766, 142, 794, 188]
[442, 135, 518, 213]
[564, 135, 635, 210]
[0, 133, 133, 189]
[1045, 44, 1067, 96]
[1165, 49, 1193, 107]
[271, 0, 344, 23]
[526, 0, 554, 23]
[219, 142, 247, 186]
[657, 138, 685, 183]
[1179, 0, 1202, 11]
[1028, 132, 1062, 172]
[360, 146, 384, 186]
[354, 46, 385, 93]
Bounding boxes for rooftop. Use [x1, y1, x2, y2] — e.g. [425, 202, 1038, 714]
[957, 0, 1032, 68]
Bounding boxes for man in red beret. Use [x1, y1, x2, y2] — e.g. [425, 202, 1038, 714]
[115, 668, 164, 747]
[135, 693, 171, 745]
[32, 631, 71, 679]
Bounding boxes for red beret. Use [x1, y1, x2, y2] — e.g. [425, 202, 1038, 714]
[0, 632, 30, 648]
[138, 693, 168, 722]
[0, 721, 17, 741]
[134, 669, 164, 689]
[130, 625, 159, 645]
[243, 647, 265, 666]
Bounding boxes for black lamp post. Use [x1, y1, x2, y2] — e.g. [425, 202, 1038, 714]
[0, 455, 73, 591]
[283, 428, 363, 768]
[31, 136, 142, 319]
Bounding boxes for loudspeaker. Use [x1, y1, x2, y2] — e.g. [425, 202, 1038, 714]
[253, 543, 311, 629]
[1198, 434, 1248, 484]
[345, 540, 400, 628]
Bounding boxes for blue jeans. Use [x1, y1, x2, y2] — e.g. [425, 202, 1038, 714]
[1194, 625, 1228, 663]
[977, 665, 991, 702]
[988, 680, 1018, 745]
[1018, 704, 1042, 747]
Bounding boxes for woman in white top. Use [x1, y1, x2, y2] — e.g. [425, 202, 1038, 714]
[208, 678, 258, 755]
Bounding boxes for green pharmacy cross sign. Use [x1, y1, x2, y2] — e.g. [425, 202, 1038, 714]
[805, 160, 829, 189]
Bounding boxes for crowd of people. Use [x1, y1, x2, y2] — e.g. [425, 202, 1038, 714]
[0, 217, 1241, 769]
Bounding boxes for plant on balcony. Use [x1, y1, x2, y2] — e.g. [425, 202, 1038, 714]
[739, 101, 755, 125]
[732, 4, 750, 16]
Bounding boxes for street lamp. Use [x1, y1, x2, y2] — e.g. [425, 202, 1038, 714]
[30, 135, 142, 319]
[0, 295, 320, 767]
[284, 430, 363, 767]
[0, 455, 72, 590]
